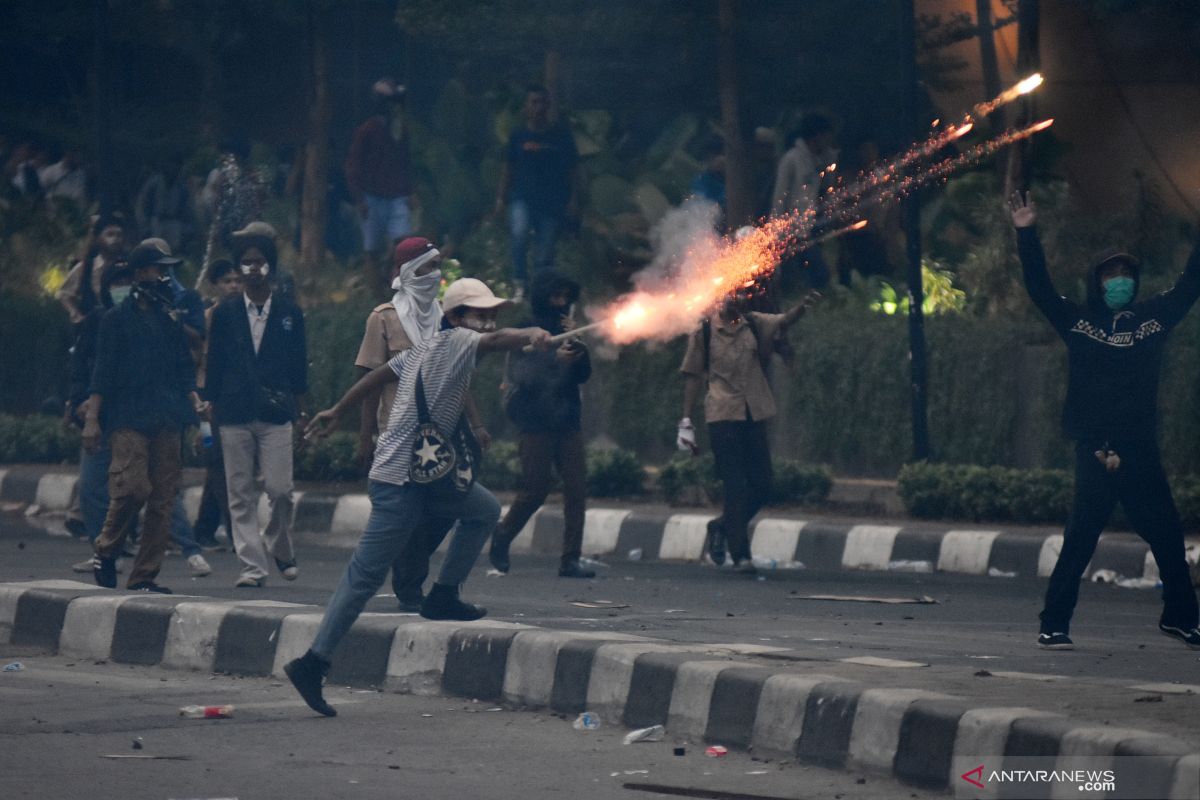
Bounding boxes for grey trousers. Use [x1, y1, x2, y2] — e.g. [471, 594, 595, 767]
[220, 421, 296, 580]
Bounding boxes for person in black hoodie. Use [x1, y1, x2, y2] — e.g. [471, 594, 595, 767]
[1010, 191, 1200, 651]
[489, 271, 594, 578]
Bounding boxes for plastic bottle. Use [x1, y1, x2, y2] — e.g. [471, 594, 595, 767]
[751, 555, 779, 570]
[572, 711, 601, 731]
[199, 421, 214, 449]
[179, 704, 233, 719]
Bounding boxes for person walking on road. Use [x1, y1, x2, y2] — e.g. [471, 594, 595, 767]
[285, 278, 551, 717]
[489, 270, 595, 578]
[676, 289, 818, 573]
[1010, 191, 1200, 650]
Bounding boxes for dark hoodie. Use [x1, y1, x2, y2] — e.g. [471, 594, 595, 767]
[1017, 226, 1200, 442]
[504, 271, 592, 433]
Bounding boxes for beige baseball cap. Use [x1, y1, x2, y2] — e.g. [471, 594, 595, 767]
[442, 278, 511, 311]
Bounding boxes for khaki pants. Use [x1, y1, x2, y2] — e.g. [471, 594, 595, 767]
[220, 421, 295, 580]
[94, 428, 182, 587]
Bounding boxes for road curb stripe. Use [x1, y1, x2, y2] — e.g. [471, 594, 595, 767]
[842, 524, 901, 570]
[938, 530, 1001, 575]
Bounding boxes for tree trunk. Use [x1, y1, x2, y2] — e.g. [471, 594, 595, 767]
[901, 0, 929, 461]
[299, 4, 332, 282]
[717, 0, 751, 229]
[91, 0, 114, 215]
[976, 0, 1008, 176]
[544, 47, 562, 121]
[1005, 0, 1039, 195]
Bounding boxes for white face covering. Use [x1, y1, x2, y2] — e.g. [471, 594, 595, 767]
[391, 249, 444, 344]
[241, 263, 270, 278]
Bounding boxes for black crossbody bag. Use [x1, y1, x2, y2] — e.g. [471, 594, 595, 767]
[408, 369, 480, 496]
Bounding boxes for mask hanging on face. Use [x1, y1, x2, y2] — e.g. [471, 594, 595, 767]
[108, 286, 132, 305]
[241, 263, 270, 278]
[1103, 277, 1135, 310]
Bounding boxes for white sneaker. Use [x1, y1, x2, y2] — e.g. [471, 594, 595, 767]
[235, 574, 265, 588]
[187, 553, 212, 577]
[72, 558, 94, 573]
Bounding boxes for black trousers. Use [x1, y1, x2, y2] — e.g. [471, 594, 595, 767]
[391, 515, 456, 603]
[708, 419, 773, 562]
[1040, 440, 1199, 634]
[193, 429, 230, 543]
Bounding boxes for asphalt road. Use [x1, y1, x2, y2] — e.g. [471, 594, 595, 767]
[5, 509, 1200, 748]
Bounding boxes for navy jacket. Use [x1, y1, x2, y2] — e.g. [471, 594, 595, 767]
[1018, 226, 1200, 443]
[88, 298, 196, 435]
[204, 293, 308, 426]
[504, 271, 591, 434]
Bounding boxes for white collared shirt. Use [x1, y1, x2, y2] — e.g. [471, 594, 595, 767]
[244, 292, 273, 354]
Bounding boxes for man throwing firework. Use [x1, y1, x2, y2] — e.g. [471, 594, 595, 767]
[676, 289, 819, 572]
[1010, 191, 1200, 650]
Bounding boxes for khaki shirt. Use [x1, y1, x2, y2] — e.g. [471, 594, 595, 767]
[57, 256, 109, 324]
[680, 311, 785, 423]
[354, 303, 415, 431]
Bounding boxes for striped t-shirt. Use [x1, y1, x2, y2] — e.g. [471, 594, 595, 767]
[369, 327, 482, 486]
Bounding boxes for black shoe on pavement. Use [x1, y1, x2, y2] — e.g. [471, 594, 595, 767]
[559, 560, 596, 579]
[284, 650, 337, 717]
[732, 558, 758, 575]
[1159, 623, 1200, 649]
[92, 555, 117, 589]
[1037, 632, 1074, 650]
[705, 519, 726, 566]
[489, 532, 512, 574]
[128, 581, 172, 594]
[65, 517, 87, 538]
[397, 592, 424, 613]
[420, 584, 487, 621]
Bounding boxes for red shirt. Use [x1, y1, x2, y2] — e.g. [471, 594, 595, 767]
[345, 117, 412, 199]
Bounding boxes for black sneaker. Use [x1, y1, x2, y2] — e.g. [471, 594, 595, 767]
[559, 560, 597, 579]
[705, 518, 726, 566]
[65, 517, 87, 538]
[128, 581, 172, 594]
[1037, 632, 1074, 650]
[421, 585, 487, 621]
[489, 532, 512, 574]
[1159, 623, 1200, 650]
[284, 650, 337, 717]
[732, 558, 758, 575]
[397, 592, 424, 613]
[92, 554, 117, 589]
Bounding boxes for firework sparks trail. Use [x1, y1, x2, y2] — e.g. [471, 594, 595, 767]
[578, 78, 1051, 347]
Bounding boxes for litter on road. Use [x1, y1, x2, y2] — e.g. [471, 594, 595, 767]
[100, 754, 191, 760]
[623, 724, 666, 744]
[788, 593, 938, 605]
[179, 705, 234, 719]
[572, 711, 601, 731]
[570, 600, 630, 609]
[3, 661, 25, 672]
[704, 745, 728, 758]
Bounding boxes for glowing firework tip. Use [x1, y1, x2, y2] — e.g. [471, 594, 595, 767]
[1016, 73, 1044, 95]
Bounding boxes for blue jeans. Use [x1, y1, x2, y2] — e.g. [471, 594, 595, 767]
[79, 438, 198, 556]
[509, 199, 563, 284]
[310, 480, 500, 660]
[361, 193, 412, 253]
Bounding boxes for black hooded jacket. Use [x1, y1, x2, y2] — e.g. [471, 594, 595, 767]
[504, 271, 591, 434]
[1017, 226, 1200, 443]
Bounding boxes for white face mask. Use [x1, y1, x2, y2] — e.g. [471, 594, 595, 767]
[109, 285, 132, 305]
[460, 315, 496, 333]
[241, 263, 270, 278]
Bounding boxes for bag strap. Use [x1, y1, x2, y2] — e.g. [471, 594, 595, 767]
[413, 369, 433, 424]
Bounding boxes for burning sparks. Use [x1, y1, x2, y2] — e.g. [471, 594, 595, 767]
[579, 76, 1052, 347]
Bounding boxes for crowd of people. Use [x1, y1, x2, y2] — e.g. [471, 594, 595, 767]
[17, 76, 1200, 720]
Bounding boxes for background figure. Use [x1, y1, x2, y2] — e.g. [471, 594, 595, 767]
[495, 85, 580, 300]
[772, 114, 838, 291]
[489, 271, 594, 579]
[204, 229, 308, 588]
[191, 259, 241, 550]
[345, 79, 416, 287]
[58, 213, 128, 326]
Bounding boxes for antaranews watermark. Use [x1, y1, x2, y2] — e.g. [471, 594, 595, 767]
[952, 755, 1197, 799]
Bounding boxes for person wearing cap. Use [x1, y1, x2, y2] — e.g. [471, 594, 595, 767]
[284, 278, 552, 717]
[354, 237, 492, 611]
[58, 213, 128, 325]
[346, 78, 416, 285]
[1010, 191, 1200, 651]
[83, 242, 208, 594]
[204, 229, 308, 588]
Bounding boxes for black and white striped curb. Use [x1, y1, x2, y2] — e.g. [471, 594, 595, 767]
[3, 467, 1174, 585]
[1, 579, 1196, 798]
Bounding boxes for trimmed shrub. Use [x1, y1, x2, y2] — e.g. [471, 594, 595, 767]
[898, 461, 1074, 524]
[0, 413, 80, 464]
[658, 454, 832, 507]
[478, 439, 522, 491]
[294, 431, 360, 483]
[586, 447, 646, 497]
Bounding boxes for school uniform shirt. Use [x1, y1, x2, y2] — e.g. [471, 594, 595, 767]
[354, 303, 415, 432]
[369, 327, 481, 487]
[679, 312, 787, 424]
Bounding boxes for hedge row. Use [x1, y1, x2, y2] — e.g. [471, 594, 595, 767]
[898, 461, 1200, 528]
[657, 454, 833, 508]
[478, 440, 647, 498]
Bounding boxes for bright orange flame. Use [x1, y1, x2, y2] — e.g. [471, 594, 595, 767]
[1016, 73, 1044, 95]
[850, 220, 869, 231]
[1027, 118, 1054, 133]
[951, 123, 974, 139]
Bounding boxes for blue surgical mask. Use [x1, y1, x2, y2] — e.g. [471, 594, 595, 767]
[1103, 276, 1135, 310]
[109, 285, 131, 305]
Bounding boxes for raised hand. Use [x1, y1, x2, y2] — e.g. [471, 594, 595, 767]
[1009, 191, 1037, 228]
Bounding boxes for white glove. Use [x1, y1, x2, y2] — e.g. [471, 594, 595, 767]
[676, 417, 698, 454]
